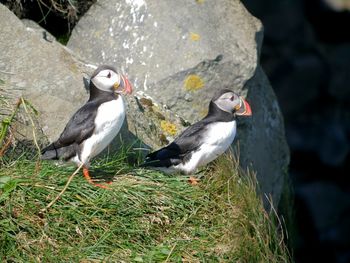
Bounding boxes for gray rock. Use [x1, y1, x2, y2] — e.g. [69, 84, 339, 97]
[0, 4, 92, 144]
[68, 0, 262, 93]
[239, 66, 290, 201]
[21, 19, 56, 43]
[68, 0, 289, 204]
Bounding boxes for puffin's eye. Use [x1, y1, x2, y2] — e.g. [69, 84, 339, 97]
[230, 96, 235, 101]
[107, 72, 111, 78]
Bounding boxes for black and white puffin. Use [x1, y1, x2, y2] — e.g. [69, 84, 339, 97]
[141, 89, 252, 174]
[41, 65, 132, 188]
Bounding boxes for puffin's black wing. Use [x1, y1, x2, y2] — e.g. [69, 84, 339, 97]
[56, 102, 98, 146]
[41, 101, 98, 159]
[142, 120, 209, 167]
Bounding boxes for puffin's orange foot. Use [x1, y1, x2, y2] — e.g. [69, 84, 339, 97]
[188, 176, 200, 186]
[83, 167, 111, 190]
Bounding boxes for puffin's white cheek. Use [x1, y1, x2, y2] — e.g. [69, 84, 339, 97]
[92, 78, 112, 91]
[111, 75, 119, 83]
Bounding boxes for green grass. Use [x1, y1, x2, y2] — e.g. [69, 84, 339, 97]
[0, 149, 290, 262]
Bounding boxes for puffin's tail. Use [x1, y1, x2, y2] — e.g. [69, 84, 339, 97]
[139, 149, 162, 167]
[41, 143, 76, 161]
[139, 149, 181, 168]
[139, 159, 163, 167]
[41, 143, 59, 160]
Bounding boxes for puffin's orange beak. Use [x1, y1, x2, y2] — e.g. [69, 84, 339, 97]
[235, 97, 252, 116]
[120, 75, 133, 95]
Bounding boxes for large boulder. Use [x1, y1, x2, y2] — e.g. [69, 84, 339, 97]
[68, 0, 290, 204]
[0, 4, 91, 143]
[68, 0, 262, 121]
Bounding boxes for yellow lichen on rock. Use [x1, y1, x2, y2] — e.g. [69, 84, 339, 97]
[200, 108, 209, 118]
[190, 32, 201, 41]
[160, 120, 177, 136]
[184, 74, 205, 91]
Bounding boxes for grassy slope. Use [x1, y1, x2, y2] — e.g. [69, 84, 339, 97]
[0, 150, 289, 262]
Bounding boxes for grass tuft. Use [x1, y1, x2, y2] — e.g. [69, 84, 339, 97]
[0, 149, 290, 262]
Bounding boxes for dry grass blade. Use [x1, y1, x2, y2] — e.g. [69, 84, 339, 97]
[20, 98, 41, 156]
[40, 163, 84, 213]
[0, 98, 21, 150]
[0, 131, 13, 158]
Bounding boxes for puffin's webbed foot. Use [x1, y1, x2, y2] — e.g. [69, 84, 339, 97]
[83, 167, 111, 189]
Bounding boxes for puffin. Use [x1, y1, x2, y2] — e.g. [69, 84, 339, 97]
[41, 65, 132, 188]
[141, 89, 252, 174]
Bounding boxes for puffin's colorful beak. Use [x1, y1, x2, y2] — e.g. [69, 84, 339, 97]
[120, 75, 133, 95]
[235, 97, 252, 116]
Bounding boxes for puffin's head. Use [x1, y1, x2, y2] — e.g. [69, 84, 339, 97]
[90, 65, 132, 95]
[212, 89, 252, 116]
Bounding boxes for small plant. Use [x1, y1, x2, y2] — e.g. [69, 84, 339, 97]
[0, 96, 40, 161]
[0, 99, 21, 157]
[35, 0, 78, 29]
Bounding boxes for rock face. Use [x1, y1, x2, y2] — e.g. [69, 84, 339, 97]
[240, 66, 289, 202]
[68, 0, 262, 99]
[68, 0, 289, 204]
[0, 4, 91, 143]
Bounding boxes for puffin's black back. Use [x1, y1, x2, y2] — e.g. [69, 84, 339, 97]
[142, 91, 236, 167]
[41, 68, 117, 161]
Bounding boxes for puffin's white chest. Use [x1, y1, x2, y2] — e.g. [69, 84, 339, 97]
[79, 98, 125, 164]
[202, 121, 237, 150]
[175, 121, 237, 174]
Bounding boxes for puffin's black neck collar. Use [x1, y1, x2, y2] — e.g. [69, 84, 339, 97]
[205, 101, 235, 122]
[89, 82, 117, 102]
